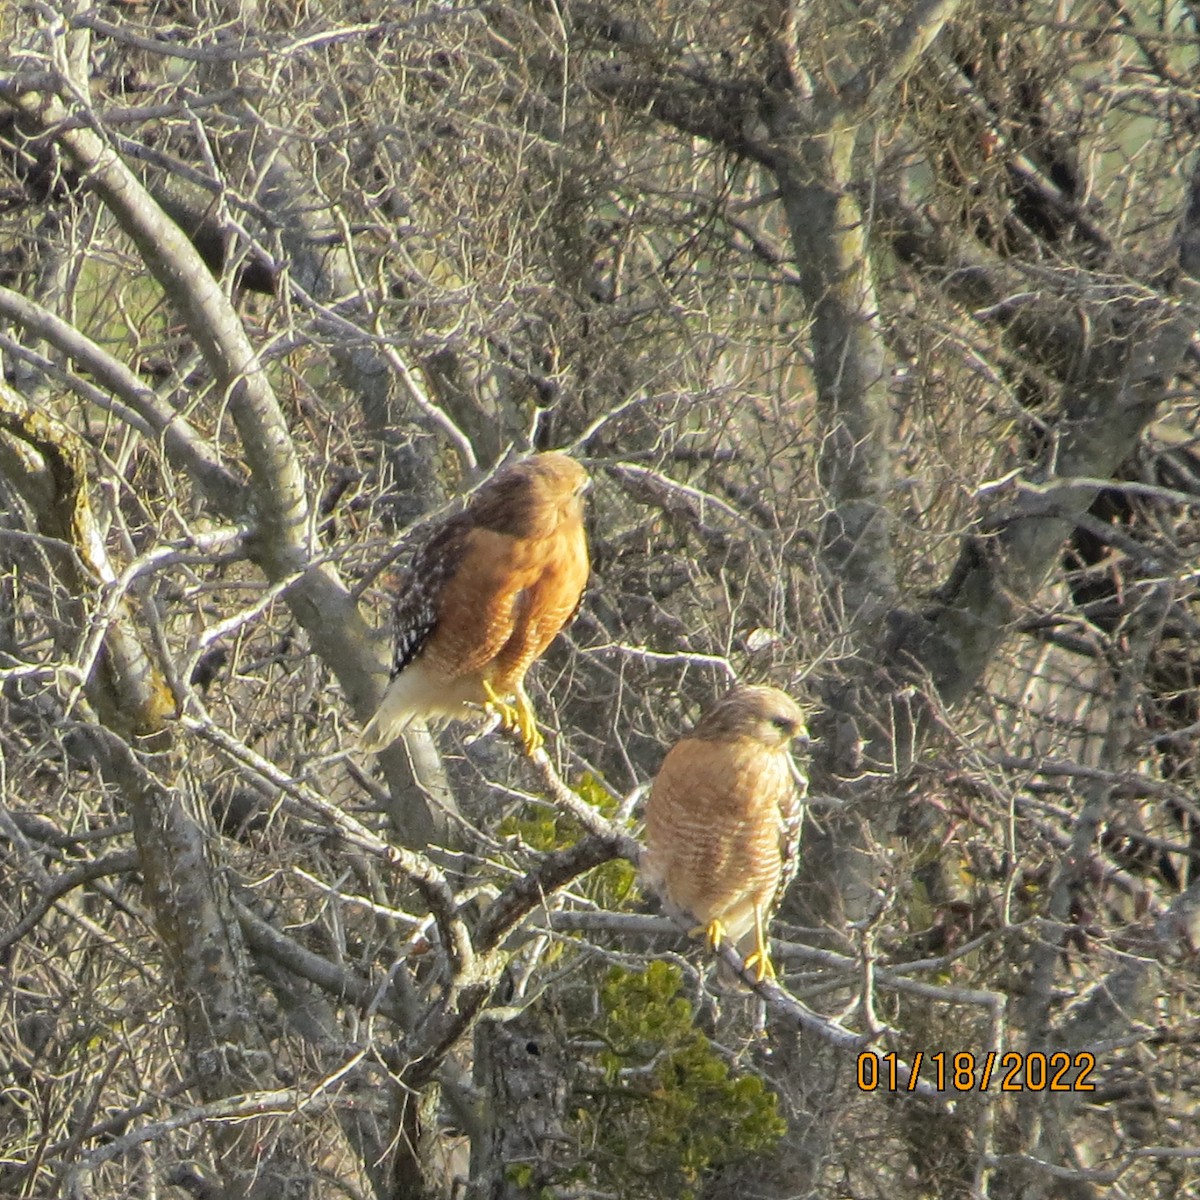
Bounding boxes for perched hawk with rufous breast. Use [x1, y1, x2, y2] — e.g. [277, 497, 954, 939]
[641, 684, 809, 982]
[360, 451, 590, 756]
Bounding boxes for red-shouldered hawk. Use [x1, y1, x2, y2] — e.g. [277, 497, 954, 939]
[360, 451, 590, 756]
[641, 684, 809, 982]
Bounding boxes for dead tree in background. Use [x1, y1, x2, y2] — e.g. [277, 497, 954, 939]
[2, 1, 1200, 1197]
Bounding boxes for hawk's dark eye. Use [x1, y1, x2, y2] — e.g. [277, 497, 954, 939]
[771, 715, 797, 735]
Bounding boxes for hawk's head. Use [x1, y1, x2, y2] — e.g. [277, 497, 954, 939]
[692, 684, 810, 750]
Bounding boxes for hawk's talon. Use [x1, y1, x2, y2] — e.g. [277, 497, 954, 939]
[512, 689, 545, 756]
[744, 904, 776, 982]
[481, 682, 519, 732]
[742, 949, 776, 983]
[482, 681, 544, 756]
[692, 918, 773, 980]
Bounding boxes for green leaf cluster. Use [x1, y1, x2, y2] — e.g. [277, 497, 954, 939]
[497, 773, 638, 906]
[580, 961, 786, 1198]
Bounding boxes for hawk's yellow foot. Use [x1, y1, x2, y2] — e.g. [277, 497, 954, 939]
[482, 681, 544, 756]
[741, 949, 776, 982]
[512, 687, 545, 755]
[701, 918, 728, 952]
[482, 679, 520, 731]
[741, 906, 776, 982]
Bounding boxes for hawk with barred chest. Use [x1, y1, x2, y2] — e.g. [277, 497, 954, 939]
[360, 452, 590, 756]
[641, 685, 810, 982]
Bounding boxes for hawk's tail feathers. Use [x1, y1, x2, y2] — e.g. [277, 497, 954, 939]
[359, 681, 420, 753]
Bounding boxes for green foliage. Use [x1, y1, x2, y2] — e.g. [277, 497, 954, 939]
[498, 773, 638, 907]
[505, 1163, 534, 1190]
[578, 961, 786, 1198]
[575, 773, 638, 906]
[574, 771, 618, 818]
[499, 784, 780, 1197]
[498, 806, 567, 854]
